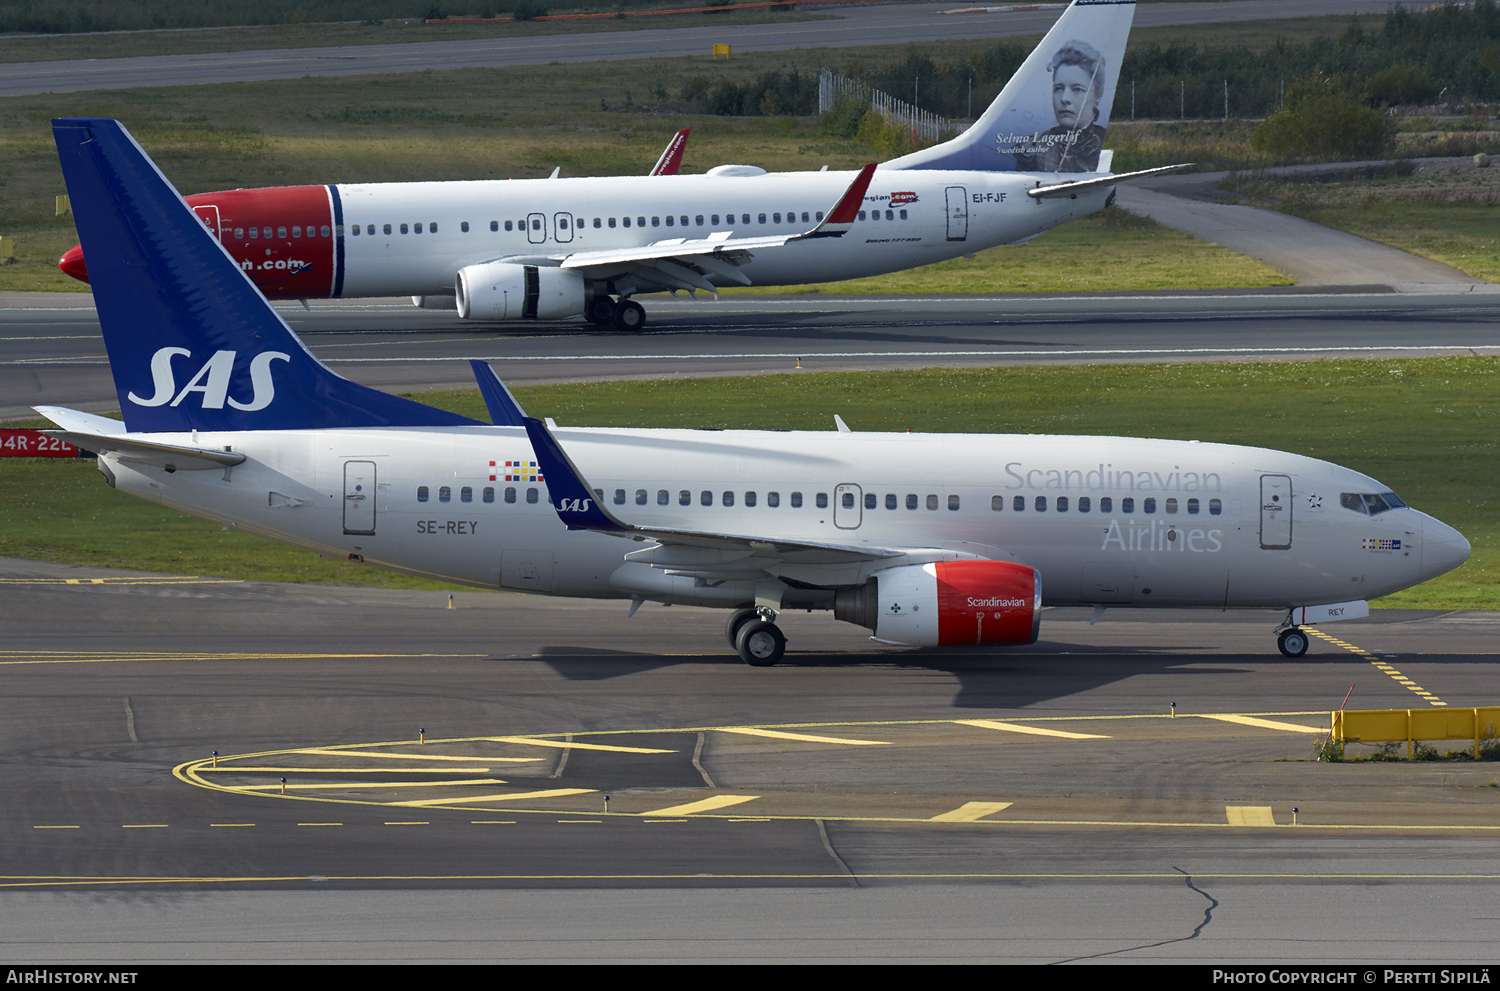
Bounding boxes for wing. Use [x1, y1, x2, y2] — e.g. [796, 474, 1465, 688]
[649, 129, 690, 176]
[554, 163, 877, 294]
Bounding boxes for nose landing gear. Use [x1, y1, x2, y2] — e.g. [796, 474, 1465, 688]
[1277, 626, 1310, 657]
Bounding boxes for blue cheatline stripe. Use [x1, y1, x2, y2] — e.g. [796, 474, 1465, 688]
[328, 184, 346, 299]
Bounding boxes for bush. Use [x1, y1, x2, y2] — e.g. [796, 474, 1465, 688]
[1252, 74, 1395, 160]
[511, 0, 547, 20]
[1365, 64, 1439, 106]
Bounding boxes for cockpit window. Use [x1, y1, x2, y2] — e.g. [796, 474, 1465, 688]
[1341, 492, 1404, 516]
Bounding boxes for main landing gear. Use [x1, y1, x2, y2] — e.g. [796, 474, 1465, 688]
[725, 607, 786, 667]
[584, 296, 646, 332]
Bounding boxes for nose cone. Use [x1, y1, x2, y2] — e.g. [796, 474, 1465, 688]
[58, 244, 89, 284]
[1422, 516, 1471, 581]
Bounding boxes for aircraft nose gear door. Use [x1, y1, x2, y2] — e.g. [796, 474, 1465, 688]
[945, 186, 968, 241]
[1260, 474, 1292, 550]
[526, 212, 546, 244]
[834, 483, 862, 529]
[343, 461, 377, 535]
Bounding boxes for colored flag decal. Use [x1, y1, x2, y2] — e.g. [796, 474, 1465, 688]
[491, 460, 543, 483]
[1362, 538, 1401, 550]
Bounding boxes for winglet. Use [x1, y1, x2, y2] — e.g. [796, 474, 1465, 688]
[794, 163, 877, 240]
[650, 129, 691, 176]
[470, 360, 528, 427]
[521, 417, 630, 533]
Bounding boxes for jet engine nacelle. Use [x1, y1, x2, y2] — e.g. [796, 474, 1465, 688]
[455, 262, 585, 321]
[869, 560, 1041, 647]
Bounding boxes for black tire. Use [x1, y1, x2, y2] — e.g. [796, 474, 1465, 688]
[1278, 627, 1309, 658]
[724, 608, 758, 648]
[612, 298, 646, 332]
[585, 296, 615, 325]
[734, 620, 786, 667]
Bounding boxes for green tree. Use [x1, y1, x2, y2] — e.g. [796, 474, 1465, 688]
[1251, 74, 1394, 160]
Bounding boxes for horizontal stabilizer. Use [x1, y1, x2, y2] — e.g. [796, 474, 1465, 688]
[1025, 162, 1191, 198]
[43, 429, 246, 471]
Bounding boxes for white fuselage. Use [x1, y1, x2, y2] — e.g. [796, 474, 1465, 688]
[99, 426, 1465, 615]
[334, 169, 1102, 297]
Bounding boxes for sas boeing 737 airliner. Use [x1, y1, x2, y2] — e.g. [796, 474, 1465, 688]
[58, 1, 1185, 331]
[39, 114, 1469, 665]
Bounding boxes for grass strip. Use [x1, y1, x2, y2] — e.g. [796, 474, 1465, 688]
[3, 357, 1494, 607]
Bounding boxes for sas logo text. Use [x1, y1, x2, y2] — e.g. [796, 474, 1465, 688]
[971, 192, 1007, 203]
[128, 346, 291, 411]
[558, 498, 594, 513]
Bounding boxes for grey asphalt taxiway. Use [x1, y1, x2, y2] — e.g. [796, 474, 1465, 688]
[5, 288, 1500, 419]
[3, 556, 1499, 962]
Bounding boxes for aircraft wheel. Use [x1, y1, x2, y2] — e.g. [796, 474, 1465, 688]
[1278, 627, 1309, 658]
[724, 607, 758, 648]
[585, 296, 615, 325]
[612, 299, 646, 332]
[734, 620, 786, 667]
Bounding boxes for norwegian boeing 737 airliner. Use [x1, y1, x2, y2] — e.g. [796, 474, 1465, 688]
[59, 1, 1186, 331]
[40, 115, 1469, 665]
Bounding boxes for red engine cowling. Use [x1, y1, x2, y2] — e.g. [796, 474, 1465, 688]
[873, 560, 1041, 647]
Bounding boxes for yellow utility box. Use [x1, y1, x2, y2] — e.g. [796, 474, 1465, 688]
[712, 43, 731, 59]
[56, 194, 71, 216]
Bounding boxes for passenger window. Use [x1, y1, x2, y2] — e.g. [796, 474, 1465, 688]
[1079, 496, 1090, 513]
[758, 213, 767, 224]
[278, 226, 288, 238]
[1057, 496, 1069, 512]
[1100, 496, 1112, 513]
[461, 221, 470, 233]
[742, 214, 751, 224]
[417, 486, 429, 502]
[885, 493, 897, 510]
[870, 211, 878, 221]
[857, 211, 866, 221]
[886, 210, 894, 220]
[657, 490, 669, 505]
[927, 494, 938, 511]
[413, 223, 422, 234]
[767, 492, 779, 507]
[483, 487, 494, 503]
[400, 224, 408, 234]
[1013, 495, 1025, 511]
[991, 495, 1004, 511]
[680, 490, 691, 506]
[1187, 498, 1199, 515]
[695, 215, 704, 226]
[623, 218, 631, 228]
[1144, 497, 1157, 513]
[723, 491, 735, 507]
[652, 217, 661, 227]
[790, 492, 802, 508]
[559, 218, 569, 230]
[1035, 496, 1047, 512]
[321, 225, 331, 237]
[366, 225, 374, 235]
[609, 218, 617, 228]
[802, 212, 810, 222]
[532, 219, 541, 231]
[908, 494, 919, 510]
[711, 215, 720, 225]
[637, 217, 646, 227]
[1209, 498, 1222, 515]
[504, 487, 516, 503]
[701, 491, 713, 506]
[635, 489, 647, 506]
[774, 213, 782, 224]
[899, 210, 908, 220]
[383, 224, 392, 235]
[817, 493, 829, 509]
[745, 491, 757, 507]
[526, 487, 539, 504]
[249, 227, 259, 239]
[234, 228, 244, 239]
[461, 486, 472, 503]
[862, 492, 875, 510]
[816, 211, 824, 220]
[680, 216, 688, 226]
[948, 495, 960, 511]
[664, 216, 673, 227]
[430, 222, 438, 233]
[614, 489, 625, 505]
[1165, 498, 1178, 514]
[1122, 497, 1134, 513]
[594, 218, 602, 228]
[439, 486, 451, 503]
[843, 492, 856, 509]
